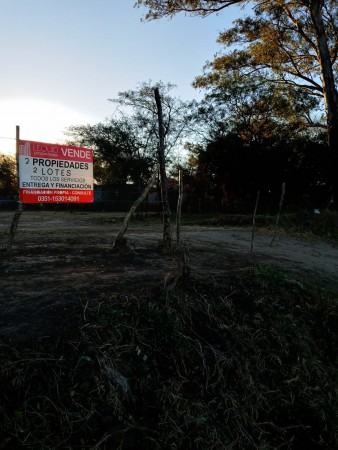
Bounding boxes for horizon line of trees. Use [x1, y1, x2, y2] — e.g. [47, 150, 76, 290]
[0, 99, 332, 212]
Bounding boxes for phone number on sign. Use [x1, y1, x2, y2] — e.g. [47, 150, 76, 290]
[38, 195, 80, 202]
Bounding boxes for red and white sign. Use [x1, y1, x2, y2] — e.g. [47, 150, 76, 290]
[19, 140, 94, 203]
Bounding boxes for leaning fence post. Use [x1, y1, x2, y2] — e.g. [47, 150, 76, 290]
[112, 167, 158, 249]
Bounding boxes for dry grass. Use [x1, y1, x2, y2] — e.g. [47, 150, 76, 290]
[0, 265, 337, 449]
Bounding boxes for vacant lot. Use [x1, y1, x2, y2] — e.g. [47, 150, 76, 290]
[0, 210, 337, 339]
[0, 210, 337, 449]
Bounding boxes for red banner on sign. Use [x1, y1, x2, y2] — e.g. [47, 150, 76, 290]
[20, 189, 93, 204]
[19, 140, 93, 162]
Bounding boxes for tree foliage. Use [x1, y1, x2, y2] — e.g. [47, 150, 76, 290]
[68, 81, 193, 186]
[0, 153, 17, 195]
[136, 0, 245, 19]
[67, 118, 151, 185]
[186, 131, 330, 211]
[193, 72, 319, 147]
[110, 80, 193, 160]
[194, 1, 337, 106]
[138, 0, 337, 121]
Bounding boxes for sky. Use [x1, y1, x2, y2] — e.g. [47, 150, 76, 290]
[0, 0, 243, 155]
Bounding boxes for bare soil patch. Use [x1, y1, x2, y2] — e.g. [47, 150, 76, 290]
[1, 210, 337, 340]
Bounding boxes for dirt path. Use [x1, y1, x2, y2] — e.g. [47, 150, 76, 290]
[1, 211, 337, 339]
[183, 229, 338, 287]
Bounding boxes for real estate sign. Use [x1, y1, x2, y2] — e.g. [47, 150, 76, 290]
[19, 140, 94, 203]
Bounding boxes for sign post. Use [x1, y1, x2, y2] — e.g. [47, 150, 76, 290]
[18, 140, 94, 204]
[7, 126, 24, 252]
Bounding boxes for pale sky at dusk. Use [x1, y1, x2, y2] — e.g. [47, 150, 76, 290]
[0, 0, 242, 155]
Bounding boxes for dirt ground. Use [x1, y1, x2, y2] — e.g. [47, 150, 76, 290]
[1, 210, 337, 341]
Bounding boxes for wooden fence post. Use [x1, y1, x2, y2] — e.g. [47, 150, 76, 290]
[270, 182, 286, 246]
[7, 125, 23, 253]
[251, 190, 260, 252]
[176, 170, 183, 245]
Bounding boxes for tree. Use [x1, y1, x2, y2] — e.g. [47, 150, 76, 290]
[111, 81, 194, 244]
[184, 72, 330, 210]
[193, 71, 319, 146]
[67, 117, 152, 185]
[111, 81, 193, 247]
[0, 153, 17, 196]
[186, 130, 329, 211]
[110, 81, 193, 162]
[68, 81, 193, 186]
[137, 0, 338, 204]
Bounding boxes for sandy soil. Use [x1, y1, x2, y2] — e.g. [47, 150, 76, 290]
[1, 210, 337, 340]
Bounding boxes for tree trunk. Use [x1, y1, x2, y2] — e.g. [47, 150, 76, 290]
[309, 0, 338, 205]
[154, 87, 171, 248]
